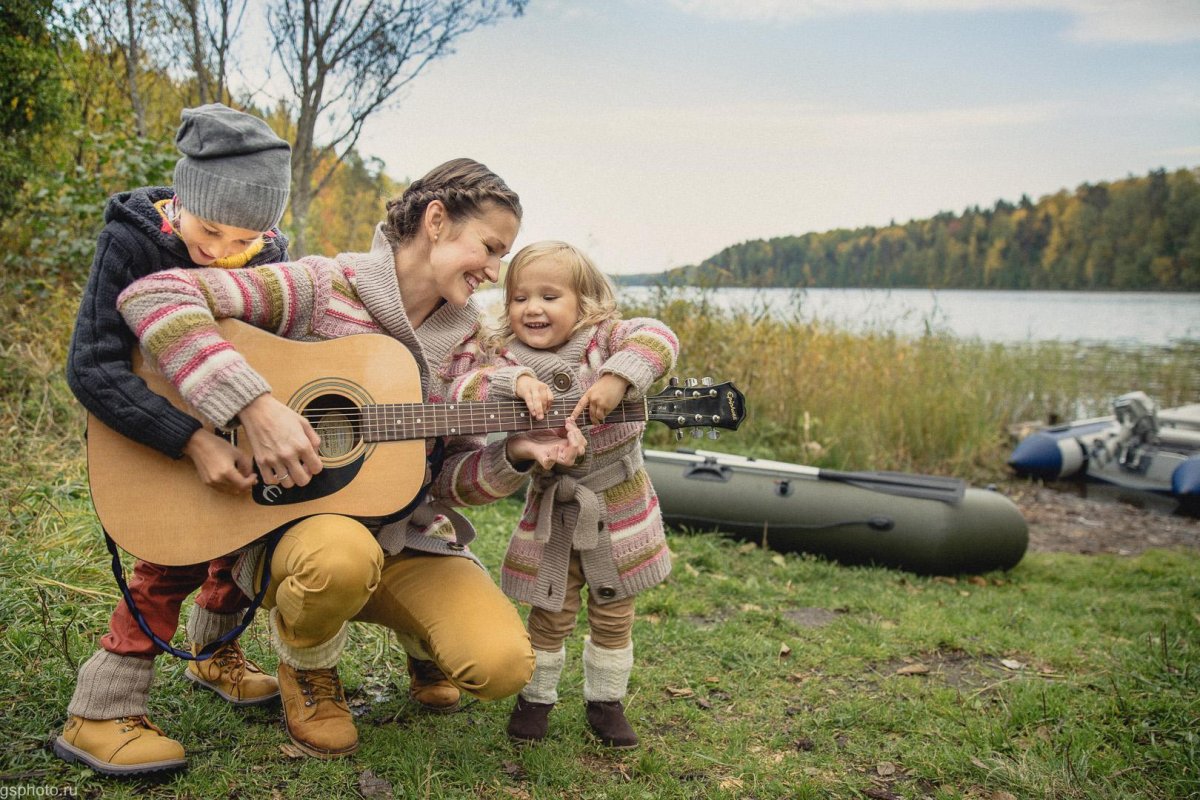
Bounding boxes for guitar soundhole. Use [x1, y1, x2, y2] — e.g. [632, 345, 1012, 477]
[305, 394, 361, 460]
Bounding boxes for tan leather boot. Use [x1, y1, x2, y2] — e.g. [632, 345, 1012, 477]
[277, 662, 358, 758]
[186, 641, 280, 706]
[54, 715, 187, 776]
[406, 655, 461, 713]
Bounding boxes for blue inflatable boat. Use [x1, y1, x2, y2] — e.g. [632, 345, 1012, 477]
[1008, 392, 1200, 500]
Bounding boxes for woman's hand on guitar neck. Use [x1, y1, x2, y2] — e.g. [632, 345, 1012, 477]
[238, 393, 323, 487]
[506, 418, 587, 471]
[183, 429, 258, 494]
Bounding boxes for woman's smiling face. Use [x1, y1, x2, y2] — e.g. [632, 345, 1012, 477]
[430, 203, 519, 307]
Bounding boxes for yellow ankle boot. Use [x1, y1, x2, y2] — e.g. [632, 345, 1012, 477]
[54, 715, 186, 776]
[278, 663, 358, 758]
[186, 641, 279, 706]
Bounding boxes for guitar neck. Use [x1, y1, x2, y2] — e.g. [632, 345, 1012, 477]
[361, 397, 649, 442]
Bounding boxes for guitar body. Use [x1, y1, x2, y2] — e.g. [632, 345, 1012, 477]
[87, 320, 426, 565]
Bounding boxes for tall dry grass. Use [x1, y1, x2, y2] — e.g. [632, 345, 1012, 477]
[0, 288, 87, 541]
[635, 293, 1200, 481]
[2, 284, 1197, 513]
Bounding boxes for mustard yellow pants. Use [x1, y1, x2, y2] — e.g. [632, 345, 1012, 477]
[261, 514, 533, 701]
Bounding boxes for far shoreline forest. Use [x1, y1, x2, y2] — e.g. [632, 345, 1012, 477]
[622, 167, 1200, 291]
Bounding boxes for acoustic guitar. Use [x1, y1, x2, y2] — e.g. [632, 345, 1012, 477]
[87, 319, 746, 565]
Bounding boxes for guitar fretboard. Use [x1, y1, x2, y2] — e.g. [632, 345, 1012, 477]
[361, 398, 650, 443]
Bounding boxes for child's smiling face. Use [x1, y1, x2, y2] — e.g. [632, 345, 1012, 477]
[507, 256, 581, 351]
[176, 206, 264, 265]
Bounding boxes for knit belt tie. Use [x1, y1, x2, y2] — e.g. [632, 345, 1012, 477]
[532, 450, 644, 551]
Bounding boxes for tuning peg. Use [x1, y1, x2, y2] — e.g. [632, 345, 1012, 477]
[674, 430, 684, 441]
[668, 376, 679, 388]
[701, 377, 713, 386]
[685, 378, 699, 388]
[691, 429, 703, 438]
[707, 429, 720, 440]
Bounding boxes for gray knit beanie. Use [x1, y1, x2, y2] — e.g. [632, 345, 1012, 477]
[173, 103, 291, 232]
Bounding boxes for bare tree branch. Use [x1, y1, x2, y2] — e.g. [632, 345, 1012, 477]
[169, 0, 247, 106]
[122, 0, 147, 135]
[266, 0, 526, 254]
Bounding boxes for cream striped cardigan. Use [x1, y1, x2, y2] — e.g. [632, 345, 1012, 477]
[449, 318, 679, 611]
[117, 225, 532, 561]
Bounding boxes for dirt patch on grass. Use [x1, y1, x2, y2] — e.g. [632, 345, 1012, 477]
[869, 649, 983, 691]
[1002, 480, 1200, 555]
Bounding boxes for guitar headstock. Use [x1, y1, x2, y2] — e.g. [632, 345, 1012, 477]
[646, 378, 747, 434]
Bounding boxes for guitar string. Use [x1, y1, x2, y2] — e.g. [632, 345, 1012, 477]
[286, 399, 702, 441]
[265, 387, 720, 420]
[291, 402, 647, 420]
[299, 402, 654, 436]
[290, 400, 661, 422]
[250, 394, 719, 439]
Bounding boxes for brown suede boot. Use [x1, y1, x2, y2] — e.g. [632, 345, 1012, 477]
[186, 641, 279, 706]
[54, 715, 187, 776]
[506, 696, 555, 743]
[277, 663, 358, 758]
[406, 656, 460, 713]
[585, 701, 639, 749]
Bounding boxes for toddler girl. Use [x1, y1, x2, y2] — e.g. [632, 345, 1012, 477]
[450, 240, 679, 748]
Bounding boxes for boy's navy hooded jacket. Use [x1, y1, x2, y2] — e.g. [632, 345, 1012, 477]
[66, 186, 290, 459]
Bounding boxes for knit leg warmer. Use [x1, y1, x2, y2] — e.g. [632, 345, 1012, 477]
[520, 646, 566, 705]
[186, 605, 241, 648]
[67, 650, 154, 719]
[582, 638, 634, 703]
[269, 608, 348, 670]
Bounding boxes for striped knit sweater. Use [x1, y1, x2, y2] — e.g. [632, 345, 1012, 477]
[449, 317, 679, 611]
[117, 225, 532, 562]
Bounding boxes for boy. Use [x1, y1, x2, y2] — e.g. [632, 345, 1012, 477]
[56, 103, 291, 776]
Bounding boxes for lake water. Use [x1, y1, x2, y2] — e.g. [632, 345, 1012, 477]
[477, 287, 1198, 347]
[615, 287, 1200, 348]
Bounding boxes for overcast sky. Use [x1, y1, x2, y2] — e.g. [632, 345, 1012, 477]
[352, 0, 1200, 275]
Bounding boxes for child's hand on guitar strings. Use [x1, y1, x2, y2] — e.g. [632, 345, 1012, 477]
[515, 374, 554, 420]
[571, 374, 631, 425]
[183, 429, 257, 494]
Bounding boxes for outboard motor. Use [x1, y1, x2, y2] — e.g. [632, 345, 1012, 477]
[1110, 391, 1159, 473]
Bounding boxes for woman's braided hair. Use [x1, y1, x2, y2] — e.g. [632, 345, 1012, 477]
[382, 158, 522, 246]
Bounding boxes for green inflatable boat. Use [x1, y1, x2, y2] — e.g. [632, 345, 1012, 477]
[644, 449, 1028, 575]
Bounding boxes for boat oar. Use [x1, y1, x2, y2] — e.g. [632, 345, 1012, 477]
[677, 450, 968, 505]
[812, 468, 967, 505]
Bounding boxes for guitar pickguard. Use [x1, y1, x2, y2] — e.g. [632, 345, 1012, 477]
[252, 455, 365, 506]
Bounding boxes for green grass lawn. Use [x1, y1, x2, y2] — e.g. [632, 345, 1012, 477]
[1, 484, 1197, 800]
[1, 289, 1196, 797]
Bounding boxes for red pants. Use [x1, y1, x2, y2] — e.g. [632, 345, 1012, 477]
[101, 556, 248, 658]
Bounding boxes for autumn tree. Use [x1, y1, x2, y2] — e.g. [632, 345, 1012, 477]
[267, 0, 527, 254]
[0, 0, 70, 212]
[660, 169, 1200, 291]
